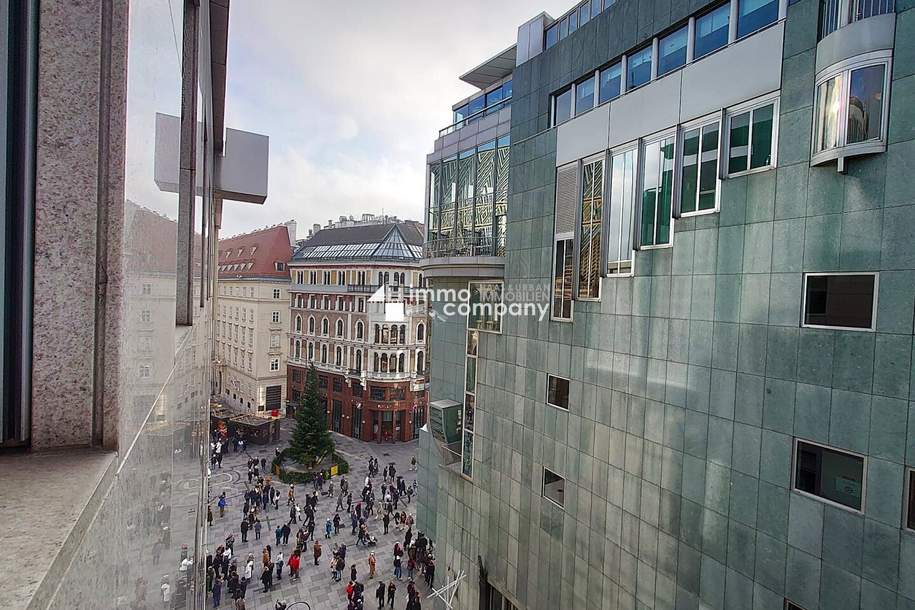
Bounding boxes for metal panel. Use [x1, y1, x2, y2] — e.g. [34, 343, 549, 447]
[609, 71, 682, 148]
[815, 13, 896, 74]
[556, 103, 611, 166]
[554, 164, 579, 237]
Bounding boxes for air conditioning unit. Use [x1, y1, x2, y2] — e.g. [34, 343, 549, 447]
[428, 399, 462, 445]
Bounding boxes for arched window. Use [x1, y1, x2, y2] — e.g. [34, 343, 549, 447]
[399, 325, 406, 344]
[400, 272, 405, 285]
[355, 350, 362, 372]
[378, 271, 384, 284]
[295, 315, 302, 333]
[416, 323, 425, 342]
[381, 353, 389, 373]
[308, 316, 315, 334]
[398, 353, 405, 372]
[335, 346, 343, 366]
[393, 273, 400, 286]
[374, 324, 380, 343]
[418, 273, 424, 287]
[384, 272, 389, 285]
[373, 353, 379, 372]
[321, 317, 329, 335]
[321, 345, 328, 363]
[381, 326, 389, 343]
[336, 319, 344, 337]
[417, 351, 425, 374]
[307, 342, 314, 360]
[294, 340, 301, 360]
[356, 321, 364, 340]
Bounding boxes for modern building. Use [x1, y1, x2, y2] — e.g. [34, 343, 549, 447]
[419, 0, 915, 609]
[286, 218, 429, 442]
[215, 221, 296, 414]
[0, 1, 268, 608]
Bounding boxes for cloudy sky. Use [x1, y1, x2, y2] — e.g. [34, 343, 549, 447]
[219, 0, 568, 238]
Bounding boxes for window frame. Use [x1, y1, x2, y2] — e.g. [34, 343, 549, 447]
[546, 374, 571, 411]
[604, 142, 639, 277]
[724, 93, 780, 178]
[598, 61, 623, 105]
[791, 437, 867, 514]
[904, 467, 915, 533]
[466, 280, 503, 334]
[693, 2, 731, 60]
[574, 73, 597, 117]
[636, 128, 678, 250]
[800, 271, 878, 332]
[626, 45, 653, 91]
[551, 85, 574, 127]
[810, 52, 892, 167]
[542, 468, 566, 509]
[574, 152, 605, 300]
[677, 113, 723, 218]
[657, 24, 689, 76]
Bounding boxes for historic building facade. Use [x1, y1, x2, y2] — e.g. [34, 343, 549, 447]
[286, 218, 429, 442]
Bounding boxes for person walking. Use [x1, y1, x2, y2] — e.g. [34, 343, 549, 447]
[382, 512, 390, 535]
[254, 519, 261, 540]
[218, 493, 227, 518]
[325, 518, 333, 539]
[260, 563, 272, 593]
[350, 564, 358, 583]
[375, 582, 386, 610]
[386, 581, 396, 609]
[368, 552, 376, 579]
[275, 551, 284, 581]
[211, 574, 222, 608]
[240, 519, 248, 543]
[313, 540, 322, 566]
[275, 525, 282, 546]
[207, 505, 214, 527]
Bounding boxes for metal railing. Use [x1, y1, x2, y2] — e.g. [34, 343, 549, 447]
[820, 0, 894, 38]
[423, 234, 505, 259]
[438, 97, 512, 138]
[346, 283, 380, 293]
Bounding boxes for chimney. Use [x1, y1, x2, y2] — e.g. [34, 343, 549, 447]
[284, 220, 297, 245]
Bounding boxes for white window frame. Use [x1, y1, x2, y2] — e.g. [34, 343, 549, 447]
[637, 128, 678, 250]
[811, 51, 892, 167]
[542, 467, 566, 509]
[270, 358, 280, 372]
[271, 311, 280, 323]
[605, 142, 639, 278]
[724, 92, 780, 178]
[791, 437, 867, 514]
[550, 237, 575, 322]
[678, 112, 722, 217]
[273, 288, 281, 299]
[546, 374, 571, 411]
[551, 85, 574, 128]
[574, 72, 598, 117]
[800, 272, 878, 332]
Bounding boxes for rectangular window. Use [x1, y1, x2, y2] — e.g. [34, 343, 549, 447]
[547, 375, 570, 410]
[599, 62, 622, 104]
[607, 147, 636, 275]
[579, 3, 590, 26]
[553, 239, 574, 320]
[695, 4, 730, 59]
[269, 358, 279, 372]
[658, 26, 688, 75]
[802, 273, 877, 330]
[814, 61, 887, 157]
[575, 75, 595, 115]
[680, 121, 720, 215]
[272, 311, 280, 323]
[578, 158, 603, 298]
[370, 386, 385, 401]
[559, 16, 569, 39]
[727, 100, 776, 175]
[639, 135, 676, 247]
[794, 440, 865, 511]
[737, 0, 779, 38]
[553, 87, 572, 126]
[905, 469, 915, 531]
[591, 0, 603, 17]
[546, 24, 559, 49]
[814, 72, 844, 153]
[467, 281, 503, 332]
[627, 46, 652, 90]
[543, 469, 566, 507]
[273, 288, 281, 299]
[568, 9, 579, 34]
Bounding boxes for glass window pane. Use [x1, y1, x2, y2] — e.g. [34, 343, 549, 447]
[546, 24, 559, 48]
[657, 138, 675, 244]
[569, 10, 579, 33]
[737, 0, 778, 38]
[698, 124, 719, 210]
[554, 88, 572, 125]
[728, 111, 750, 174]
[608, 149, 636, 274]
[468, 95, 484, 116]
[815, 75, 843, 153]
[794, 441, 864, 510]
[749, 103, 774, 169]
[547, 376, 570, 409]
[502, 79, 512, 99]
[591, 0, 603, 16]
[575, 75, 596, 115]
[578, 159, 603, 298]
[580, 4, 591, 25]
[462, 432, 474, 477]
[627, 46, 652, 90]
[599, 62, 622, 104]
[847, 64, 885, 144]
[658, 26, 688, 75]
[640, 142, 659, 246]
[804, 274, 875, 329]
[560, 17, 569, 39]
[907, 471, 915, 530]
[695, 4, 730, 58]
[453, 105, 468, 125]
[486, 87, 503, 108]
[680, 128, 700, 214]
[543, 469, 565, 506]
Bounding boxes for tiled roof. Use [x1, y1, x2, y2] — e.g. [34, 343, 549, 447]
[218, 224, 293, 279]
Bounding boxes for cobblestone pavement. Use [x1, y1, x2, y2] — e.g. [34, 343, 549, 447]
[206, 422, 430, 610]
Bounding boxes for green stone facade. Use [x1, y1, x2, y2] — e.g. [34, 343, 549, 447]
[419, 0, 915, 608]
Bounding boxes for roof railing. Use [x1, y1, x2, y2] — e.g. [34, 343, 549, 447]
[438, 97, 512, 138]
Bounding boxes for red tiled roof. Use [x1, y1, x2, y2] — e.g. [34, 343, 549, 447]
[218, 224, 293, 279]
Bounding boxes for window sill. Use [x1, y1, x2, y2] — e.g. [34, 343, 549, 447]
[810, 141, 886, 168]
[726, 164, 775, 179]
[0, 448, 117, 610]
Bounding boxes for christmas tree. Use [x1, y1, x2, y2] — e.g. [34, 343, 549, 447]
[288, 364, 334, 466]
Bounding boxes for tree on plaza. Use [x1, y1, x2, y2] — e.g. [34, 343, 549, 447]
[288, 364, 335, 466]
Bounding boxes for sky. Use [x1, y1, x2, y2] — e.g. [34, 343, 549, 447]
[219, 0, 569, 238]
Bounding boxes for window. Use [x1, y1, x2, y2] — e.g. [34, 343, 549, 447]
[370, 386, 385, 401]
[319, 375, 328, 389]
[333, 377, 342, 392]
[142, 283, 151, 295]
[785, 602, 807, 610]
[737, 0, 779, 38]
[802, 273, 877, 330]
[679, 121, 720, 215]
[904, 469, 915, 531]
[295, 315, 302, 333]
[308, 316, 315, 334]
[575, 75, 595, 115]
[546, 23, 559, 49]
[578, 157, 603, 298]
[336, 319, 344, 337]
[543, 469, 566, 507]
[599, 62, 622, 104]
[274, 262, 286, 272]
[270, 334, 280, 349]
[356, 321, 364, 340]
[322, 318, 329, 335]
[416, 351, 425, 374]
[271, 311, 280, 323]
[813, 60, 888, 162]
[416, 323, 425, 342]
[273, 288, 281, 299]
[727, 100, 777, 175]
[658, 26, 688, 75]
[607, 147, 636, 275]
[559, 16, 569, 39]
[553, 87, 572, 126]
[553, 239, 574, 319]
[639, 135, 676, 247]
[627, 46, 652, 90]
[467, 281, 503, 332]
[794, 440, 865, 511]
[579, 3, 590, 26]
[568, 9, 579, 34]
[269, 358, 280, 372]
[695, 4, 730, 59]
[547, 375, 570, 410]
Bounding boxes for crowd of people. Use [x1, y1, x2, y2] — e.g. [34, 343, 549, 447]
[204, 434, 434, 610]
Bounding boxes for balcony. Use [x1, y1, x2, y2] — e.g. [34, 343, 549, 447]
[820, 0, 894, 38]
[421, 235, 505, 280]
[438, 97, 512, 138]
[347, 283, 380, 294]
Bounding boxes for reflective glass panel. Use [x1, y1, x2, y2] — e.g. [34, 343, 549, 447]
[658, 26, 688, 75]
[695, 4, 730, 58]
[627, 46, 652, 89]
[554, 87, 572, 125]
[599, 62, 622, 103]
[738, 0, 778, 38]
[847, 64, 884, 144]
[814, 74, 843, 153]
[575, 75, 596, 115]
